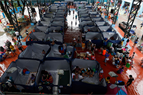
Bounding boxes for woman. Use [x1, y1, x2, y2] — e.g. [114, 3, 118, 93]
[28, 74, 36, 84]
[82, 41, 85, 51]
[46, 74, 53, 85]
[12, 38, 17, 46]
[140, 58, 143, 67]
[133, 37, 139, 47]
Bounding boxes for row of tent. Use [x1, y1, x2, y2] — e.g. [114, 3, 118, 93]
[30, 4, 68, 46]
[1, 57, 107, 94]
[54, 1, 88, 6]
[77, 7, 121, 48]
[0, 2, 127, 95]
[36, 4, 68, 34]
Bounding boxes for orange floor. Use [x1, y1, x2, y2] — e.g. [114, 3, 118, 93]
[1, 6, 143, 95]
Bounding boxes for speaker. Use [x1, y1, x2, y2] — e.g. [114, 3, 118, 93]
[111, 9, 114, 13]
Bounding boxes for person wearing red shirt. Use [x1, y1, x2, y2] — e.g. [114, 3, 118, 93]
[91, 54, 96, 60]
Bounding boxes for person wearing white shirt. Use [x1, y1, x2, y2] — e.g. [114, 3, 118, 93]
[15, 31, 19, 40]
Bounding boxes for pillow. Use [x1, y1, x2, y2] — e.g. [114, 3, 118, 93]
[6, 67, 17, 73]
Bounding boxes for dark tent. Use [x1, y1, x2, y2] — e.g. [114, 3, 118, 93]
[44, 33, 63, 43]
[86, 32, 103, 47]
[80, 17, 91, 22]
[98, 26, 111, 32]
[79, 21, 94, 29]
[35, 59, 71, 94]
[35, 26, 48, 33]
[0, 59, 40, 92]
[102, 32, 121, 43]
[19, 43, 50, 60]
[71, 59, 107, 94]
[95, 21, 109, 26]
[46, 44, 74, 59]
[83, 26, 99, 32]
[29, 32, 46, 41]
[92, 17, 104, 22]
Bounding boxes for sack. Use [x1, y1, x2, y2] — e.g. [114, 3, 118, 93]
[126, 63, 130, 68]
[112, 62, 115, 65]
[106, 58, 109, 60]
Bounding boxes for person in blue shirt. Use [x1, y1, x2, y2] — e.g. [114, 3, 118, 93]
[104, 52, 110, 66]
[103, 38, 108, 47]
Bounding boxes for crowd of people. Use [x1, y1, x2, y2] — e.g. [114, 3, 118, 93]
[72, 66, 95, 81]
[0, 39, 24, 61]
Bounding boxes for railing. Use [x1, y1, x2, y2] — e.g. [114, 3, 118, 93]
[0, 92, 68, 95]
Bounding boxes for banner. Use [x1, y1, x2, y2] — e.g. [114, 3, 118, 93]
[2, 12, 5, 18]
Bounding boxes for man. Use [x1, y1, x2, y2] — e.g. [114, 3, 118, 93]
[15, 31, 19, 40]
[26, 30, 29, 35]
[5, 76, 18, 92]
[104, 51, 110, 66]
[125, 75, 134, 90]
[87, 40, 92, 50]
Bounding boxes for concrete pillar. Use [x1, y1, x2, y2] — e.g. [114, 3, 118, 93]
[137, 2, 143, 16]
[129, 0, 133, 12]
[120, 0, 125, 10]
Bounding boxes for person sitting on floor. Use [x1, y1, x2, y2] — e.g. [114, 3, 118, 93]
[41, 70, 48, 85]
[28, 74, 36, 84]
[87, 40, 92, 50]
[91, 53, 96, 60]
[84, 54, 89, 60]
[117, 66, 124, 74]
[89, 70, 94, 77]
[72, 71, 84, 81]
[42, 50, 46, 56]
[105, 76, 110, 84]
[9, 44, 16, 56]
[46, 73, 53, 85]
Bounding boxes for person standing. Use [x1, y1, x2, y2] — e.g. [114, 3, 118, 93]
[82, 41, 85, 51]
[104, 51, 110, 66]
[87, 40, 92, 50]
[125, 75, 134, 90]
[133, 37, 139, 47]
[9, 44, 16, 56]
[15, 31, 19, 40]
[17, 40, 24, 52]
[26, 30, 29, 35]
[140, 22, 143, 29]
[125, 39, 130, 47]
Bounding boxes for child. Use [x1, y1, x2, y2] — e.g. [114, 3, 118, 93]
[26, 30, 29, 35]
[91, 53, 96, 60]
[112, 55, 115, 65]
[17, 40, 24, 52]
[117, 66, 124, 74]
[105, 77, 110, 84]
[87, 40, 92, 50]
[98, 47, 103, 54]
[133, 37, 139, 47]
[84, 54, 89, 60]
[82, 41, 85, 51]
[28, 74, 36, 84]
[77, 36, 80, 43]
[75, 15, 77, 19]
[10, 44, 16, 56]
[125, 39, 129, 47]
[121, 40, 124, 46]
[104, 52, 110, 66]
[102, 48, 106, 56]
